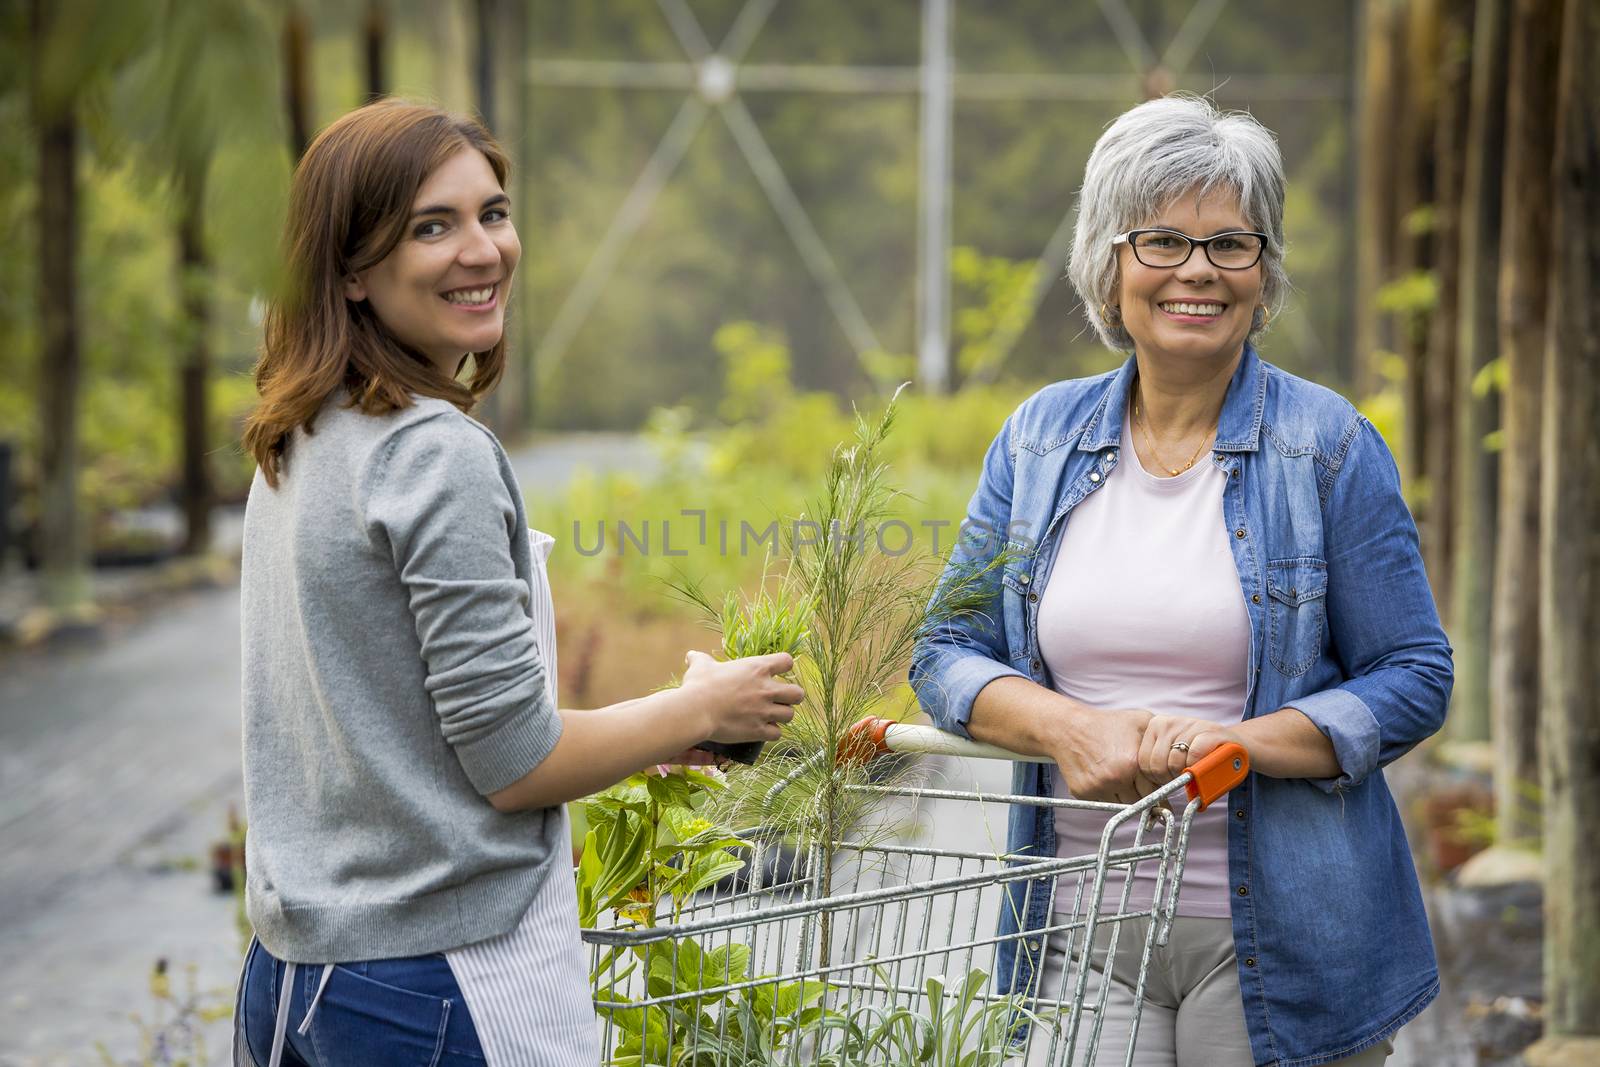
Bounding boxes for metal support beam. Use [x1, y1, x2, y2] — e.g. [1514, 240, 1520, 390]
[523, 0, 1350, 394]
[917, 0, 953, 393]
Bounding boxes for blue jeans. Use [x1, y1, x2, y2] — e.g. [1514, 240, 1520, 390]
[239, 937, 487, 1065]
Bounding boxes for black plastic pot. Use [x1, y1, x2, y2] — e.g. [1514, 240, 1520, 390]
[695, 739, 765, 765]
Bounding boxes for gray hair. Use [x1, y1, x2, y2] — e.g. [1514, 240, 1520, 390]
[1067, 94, 1288, 351]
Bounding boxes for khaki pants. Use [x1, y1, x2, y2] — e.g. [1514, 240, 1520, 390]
[1020, 916, 1393, 1067]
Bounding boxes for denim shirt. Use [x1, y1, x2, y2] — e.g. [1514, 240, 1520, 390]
[910, 345, 1452, 1067]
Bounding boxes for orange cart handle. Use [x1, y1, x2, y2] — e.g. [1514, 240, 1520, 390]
[1183, 742, 1250, 811]
[837, 715, 895, 766]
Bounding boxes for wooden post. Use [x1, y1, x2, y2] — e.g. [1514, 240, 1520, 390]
[1421, 0, 1472, 621]
[1526, 0, 1600, 1055]
[178, 169, 212, 556]
[364, 0, 388, 101]
[1353, 0, 1401, 401]
[1448, 0, 1508, 751]
[284, 2, 313, 161]
[514, 0, 536, 429]
[30, 0, 90, 614]
[475, 0, 497, 131]
[1489, 0, 1562, 847]
[1395, 0, 1440, 494]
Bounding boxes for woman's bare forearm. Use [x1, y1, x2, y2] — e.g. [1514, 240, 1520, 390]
[1230, 708, 1342, 779]
[966, 676, 1091, 757]
[487, 688, 713, 812]
[967, 676, 1155, 803]
[488, 651, 800, 813]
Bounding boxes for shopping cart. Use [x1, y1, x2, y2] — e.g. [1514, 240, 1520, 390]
[580, 716, 1249, 1066]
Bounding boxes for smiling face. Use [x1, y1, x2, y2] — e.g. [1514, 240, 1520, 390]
[344, 145, 521, 377]
[1115, 187, 1263, 369]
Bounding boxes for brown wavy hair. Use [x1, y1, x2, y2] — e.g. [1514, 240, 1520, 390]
[244, 99, 511, 487]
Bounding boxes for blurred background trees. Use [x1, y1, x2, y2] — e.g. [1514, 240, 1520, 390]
[0, 0, 1365, 577]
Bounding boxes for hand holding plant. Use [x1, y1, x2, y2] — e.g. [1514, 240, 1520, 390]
[681, 649, 805, 752]
[676, 579, 814, 764]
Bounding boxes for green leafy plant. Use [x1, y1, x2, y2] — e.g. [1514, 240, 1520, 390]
[685, 390, 1011, 948]
[598, 937, 830, 1066]
[576, 766, 749, 929]
[579, 389, 1019, 1065]
[599, 952, 1045, 1067]
[822, 966, 1049, 1067]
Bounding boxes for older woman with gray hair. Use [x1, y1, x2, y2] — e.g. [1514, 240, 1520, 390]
[912, 95, 1451, 1066]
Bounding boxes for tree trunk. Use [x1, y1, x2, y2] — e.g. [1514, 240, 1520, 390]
[472, 0, 508, 433]
[475, 0, 496, 131]
[1396, 0, 1439, 496]
[512, 0, 535, 429]
[1421, 0, 1471, 621]
[1533, 0, 1600, 1044]
[178, 172, 211, 556]
[1354, 0, 1402, 401]
[1449, 0, 1509, 749]
[364, 0, 387, 101]
[431, 2, 473, 113]
[284, 2, 312, 160]
[31, 0, 89, 611]
[1490, 0, 1562, 848]
[491, 0, 530, 435]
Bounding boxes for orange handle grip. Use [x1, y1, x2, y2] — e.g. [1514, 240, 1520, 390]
[1184, 742, 1250, 811]
[837, 715, 894, 766]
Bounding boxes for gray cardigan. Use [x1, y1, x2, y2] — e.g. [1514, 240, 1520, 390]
[240, 394, 565, 963]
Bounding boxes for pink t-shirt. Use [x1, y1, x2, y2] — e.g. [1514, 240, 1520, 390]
[1038, 412, 1250, 919]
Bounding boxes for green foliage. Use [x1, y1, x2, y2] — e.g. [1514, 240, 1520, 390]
[2, 0, 284, 546]
[1402, 203, 1438, 238]
[596, 935, 831, 1067]
[950, 246, 1036, 381]
[595, 951, 1042, 1067]
[1375, 270, 1439, 318]
[1358, 349, 1407, 473]
[576, 768, 843, 1065]
[672, 388, 1010, 864]
[0, 147, 263, 537]
[673, 559, 814, 664]
[1471, 356, 1507, 399]
[715, 322, 792, 424]
[531, 323, 1032, 616]
[575, 388, 1031, 1064]
[576, 766, 749, 929]
[817, 966, 1047, 1067]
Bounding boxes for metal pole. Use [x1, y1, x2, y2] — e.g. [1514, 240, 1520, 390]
[917, 0, 952, 393]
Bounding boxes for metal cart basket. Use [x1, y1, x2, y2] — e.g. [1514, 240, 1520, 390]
[580, 717, 1249, 1066]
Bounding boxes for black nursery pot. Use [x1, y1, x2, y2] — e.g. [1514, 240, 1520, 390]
[695, 739, 765, 765]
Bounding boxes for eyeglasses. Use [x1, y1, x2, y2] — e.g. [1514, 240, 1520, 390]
[1112, 228, 1268, 270]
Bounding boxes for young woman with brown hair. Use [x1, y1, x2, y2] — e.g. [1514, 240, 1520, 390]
[233, 99, 801, 1066]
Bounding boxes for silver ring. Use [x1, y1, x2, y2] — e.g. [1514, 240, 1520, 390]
[1170, 741, 1191, 753]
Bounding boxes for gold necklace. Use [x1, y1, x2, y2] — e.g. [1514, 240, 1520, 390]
[1132, 391, 1217, 476]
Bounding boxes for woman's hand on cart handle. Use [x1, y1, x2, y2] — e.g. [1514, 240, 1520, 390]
[841, 715, 1249, 810]
[964, 678, 1156, 805]
[1137, 714, 1243, 788]
[1041, 705, 1158, 806]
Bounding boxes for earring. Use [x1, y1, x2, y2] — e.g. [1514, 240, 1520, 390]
[1257, 305, 1273, 326]
[1100, 302, 1122, 324]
